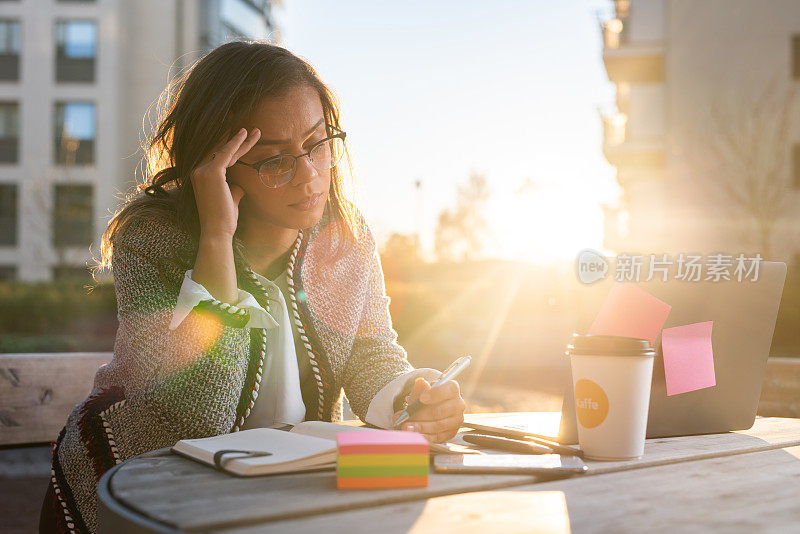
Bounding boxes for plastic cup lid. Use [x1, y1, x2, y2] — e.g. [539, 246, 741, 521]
[566, 333, 655, 357]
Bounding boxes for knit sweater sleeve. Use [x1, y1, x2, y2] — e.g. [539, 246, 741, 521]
[340, 220, 414, 420]
[105, 217, 252, 449]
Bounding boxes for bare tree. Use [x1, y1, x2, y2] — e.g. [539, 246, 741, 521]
[23, 172, 51, 268]
[434, 171, 491, 262]
[380, 233, 420, 276]
[688, 81, 798, 259]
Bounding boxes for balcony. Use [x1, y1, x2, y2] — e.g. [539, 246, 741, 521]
[613, 0, 631, 19]
[604, 140, 664, 168]
[601, 112, 665, 169]
[601, 16, 663, 83]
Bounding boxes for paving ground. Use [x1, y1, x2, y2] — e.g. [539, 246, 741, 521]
[0, 444, 52, 534]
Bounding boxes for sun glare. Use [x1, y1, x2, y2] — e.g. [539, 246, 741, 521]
[486, 180, 608, 264]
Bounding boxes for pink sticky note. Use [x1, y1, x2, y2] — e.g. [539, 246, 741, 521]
[589, 283, 672, 345]
[661, 321, 716, 396]
[336, 430, 429, 455]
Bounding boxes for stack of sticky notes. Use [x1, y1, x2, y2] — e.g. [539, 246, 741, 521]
[336, 430, 429, 489]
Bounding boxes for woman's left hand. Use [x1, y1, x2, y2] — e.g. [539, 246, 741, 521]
[393, 377, 467, 443]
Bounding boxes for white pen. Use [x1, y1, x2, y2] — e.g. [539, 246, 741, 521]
[393, 355, 472, 428]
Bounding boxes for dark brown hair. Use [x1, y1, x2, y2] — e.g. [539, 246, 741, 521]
[98, 40, 358, 272]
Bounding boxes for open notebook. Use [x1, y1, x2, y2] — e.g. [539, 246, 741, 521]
[172, 421, 459, 476]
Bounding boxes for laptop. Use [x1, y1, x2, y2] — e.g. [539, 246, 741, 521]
[464, 260, 787, 445]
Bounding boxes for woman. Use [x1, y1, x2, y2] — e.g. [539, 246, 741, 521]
[40, 41, 466, 533]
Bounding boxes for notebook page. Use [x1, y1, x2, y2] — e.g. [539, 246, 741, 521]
[290, 420, 470, 455]
[173, 428, 336, 475]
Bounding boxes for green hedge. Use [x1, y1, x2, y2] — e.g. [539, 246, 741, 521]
[0, 280, 118, 352]
[1, 261, 799, 356]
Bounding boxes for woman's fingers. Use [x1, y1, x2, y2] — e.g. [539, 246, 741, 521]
[209, 127, 260, 168]
[418, 380, 459, 404]
[194, 128, 259, 179]
[230, 128, 261, 164]
[209, 128, 248, 167]
[403, 414, 464, 442]
[406, 377, 432, 405]
[397, 378, 465, 443]
[403, 396, 465, 422]
[188, 127, 258, 240]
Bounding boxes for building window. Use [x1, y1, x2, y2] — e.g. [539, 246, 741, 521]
[54, 101, 95, 165]
[56, 20, 97, 83]
[0, 265, 15, 280]
[0, 20, 21, 81]
[0, 102, 18, 163]
[0, 183, 16, 245]
[203, 0, 273, 47]
[221, 0, 269, 39]
[53, 184, 93, 247]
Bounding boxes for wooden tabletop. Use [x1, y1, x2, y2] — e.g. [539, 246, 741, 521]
[97, 416, 800, 534]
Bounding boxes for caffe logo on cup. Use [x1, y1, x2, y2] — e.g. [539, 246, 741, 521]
[576, 249, 608, 284]
[574, 379, 609, 429]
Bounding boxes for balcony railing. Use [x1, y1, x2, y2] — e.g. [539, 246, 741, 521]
[614, 0, 631, 19]
[601, 111, 665, 169]
[603, 49, 664, 84]
[602, 18, 628, 49]
[601, 112, 628, 146]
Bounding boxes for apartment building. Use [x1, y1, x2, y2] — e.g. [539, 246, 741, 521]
[0, 0, 277, 281]
[600, 0, 800, 262]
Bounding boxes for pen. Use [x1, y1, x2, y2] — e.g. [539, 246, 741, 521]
[462, 433, 555, 455]
[393, 355, 472, 428]
[469, 432, 584, 458]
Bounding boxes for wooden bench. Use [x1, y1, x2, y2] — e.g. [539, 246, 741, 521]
[0, 352, 112, 446]
[758, 357, 800, 418]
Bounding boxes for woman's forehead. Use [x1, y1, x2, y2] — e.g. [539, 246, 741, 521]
[247, 86, 324, 142]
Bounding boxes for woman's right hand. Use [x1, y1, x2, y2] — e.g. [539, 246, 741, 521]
[190, 127, 261, 239]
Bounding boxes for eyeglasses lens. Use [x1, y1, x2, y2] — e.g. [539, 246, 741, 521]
[258, 137, 344, 188]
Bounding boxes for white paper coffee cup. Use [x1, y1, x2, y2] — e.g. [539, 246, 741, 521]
[566, 334, 655, 460]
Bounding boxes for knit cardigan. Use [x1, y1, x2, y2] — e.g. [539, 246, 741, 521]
[47, 208, 413, 534]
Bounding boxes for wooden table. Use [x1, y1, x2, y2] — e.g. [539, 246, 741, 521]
[97, 416, 800, 533]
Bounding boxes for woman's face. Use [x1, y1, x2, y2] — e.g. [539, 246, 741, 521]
[227, 85, 331, 231]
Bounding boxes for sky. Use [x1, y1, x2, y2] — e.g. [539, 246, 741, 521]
[275, 0, 618, 263]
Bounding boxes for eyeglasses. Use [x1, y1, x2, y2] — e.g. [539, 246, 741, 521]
[235, 126, 346, 188]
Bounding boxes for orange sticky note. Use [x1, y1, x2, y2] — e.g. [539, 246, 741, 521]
[337, 476, 428, 489]
[662, 321, 716, 396]
[589, 283, 671, 345]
